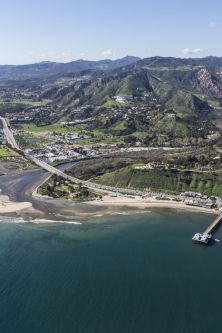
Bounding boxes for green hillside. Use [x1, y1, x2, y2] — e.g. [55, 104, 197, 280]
[92, 167, 222, 196]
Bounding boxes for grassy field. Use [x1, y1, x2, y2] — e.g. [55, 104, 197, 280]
[92, 166, 222, 196]
[17, 133, 53, 149]
[132, 131, 148, 139]
[22, 122, 96, 134]
[111, 121, 127, 131]
[77, 137, 124, 145]
[0, 98, 50, 106]
[0, 146, 18, 157]
[22, 122, 70, 133]
[22, 122, 124, 145]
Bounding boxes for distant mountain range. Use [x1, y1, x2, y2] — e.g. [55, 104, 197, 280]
[2, 54, 222, 119]
[2, 55, 222, 146]
[0, 56, 140, 79]
[40, 56, 222, 114]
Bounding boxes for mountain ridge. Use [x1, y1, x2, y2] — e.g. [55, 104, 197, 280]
[0, 56, 141, 79]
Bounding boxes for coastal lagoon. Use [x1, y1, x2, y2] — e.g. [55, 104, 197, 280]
[0, 209, 222, 332]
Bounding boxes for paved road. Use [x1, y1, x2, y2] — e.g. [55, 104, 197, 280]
[0, 116, 177, 199]
[0, 116, 20, 150]
[0, 116, 127, 194]
[26, 155, 156, 196]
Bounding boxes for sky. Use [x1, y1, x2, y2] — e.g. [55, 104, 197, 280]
[0, 0, 222, 64]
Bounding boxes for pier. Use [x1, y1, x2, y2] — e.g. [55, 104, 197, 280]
[192, 213, 222, 245]
[203, 214, 222, 235]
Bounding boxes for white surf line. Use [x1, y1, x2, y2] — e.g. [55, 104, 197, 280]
[32, 219, 82, 224]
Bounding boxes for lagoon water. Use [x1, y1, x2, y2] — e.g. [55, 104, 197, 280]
[0, 209, 222, 333]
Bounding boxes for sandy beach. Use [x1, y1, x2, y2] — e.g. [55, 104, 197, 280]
[87, 195, 219, 215]
[0, 188, 218, 220]
[0, 194, 32, 213]
[32, 175, 219, 217]
[0, 162, 219, 220]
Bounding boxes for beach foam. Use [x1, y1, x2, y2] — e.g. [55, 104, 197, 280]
[32, 219, 82, 225]
[0, 216, 82, 225]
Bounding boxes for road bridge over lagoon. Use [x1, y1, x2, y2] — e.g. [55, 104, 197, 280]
[2, 115, 222, 245]
[0, 116, 159, 197]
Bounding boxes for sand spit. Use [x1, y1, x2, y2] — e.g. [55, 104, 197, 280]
[0, 194, 32, 213]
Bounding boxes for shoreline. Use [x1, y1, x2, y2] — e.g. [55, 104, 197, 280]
[31, 191, 219, 219]
[0, 172, 219, 220]
[31, 168, 219, 217]
[86, 195, 219, 215]
[0, 194, 32, 213]
[31, 175, 219, 217]
[0, 191, 218, 223]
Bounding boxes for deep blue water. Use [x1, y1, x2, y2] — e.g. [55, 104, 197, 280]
[0, 209, 222, 333]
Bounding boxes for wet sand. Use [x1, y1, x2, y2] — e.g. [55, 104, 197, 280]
[0, 162, 218, 221]
[87, 195, 218, 215]
[0, 194, 32, 213]
[0, 164, 128, 221]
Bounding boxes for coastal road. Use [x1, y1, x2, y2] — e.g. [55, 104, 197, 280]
[0, 116, 20, 150]
[0, 116, 176, 199]
[0, 165, 109, 220]
[0, 116, 142, 196]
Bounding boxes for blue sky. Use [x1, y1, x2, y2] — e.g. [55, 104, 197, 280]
[0, 0, 221, 64]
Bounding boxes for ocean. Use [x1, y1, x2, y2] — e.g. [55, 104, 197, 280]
[0, 209, 222, 333]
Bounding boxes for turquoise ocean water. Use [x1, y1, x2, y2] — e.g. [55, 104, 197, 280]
[0, 209, 222, 333]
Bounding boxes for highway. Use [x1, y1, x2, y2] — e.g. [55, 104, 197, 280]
[0, 116, 152, 196]
[0, 116, 20, 150]
[23, 155, 154, 196]
[0, 116, 178, 198]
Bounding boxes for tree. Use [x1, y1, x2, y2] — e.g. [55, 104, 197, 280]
[68, 185, 75, 193]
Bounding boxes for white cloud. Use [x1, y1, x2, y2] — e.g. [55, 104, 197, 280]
[100, 50, 115, 58]
[55, 52, 72, 60]
[181, 48, 204, 56]
[208, 21, 217, 28]
[78, 52, 86, 57]
[37, 53, 47, 59]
